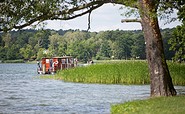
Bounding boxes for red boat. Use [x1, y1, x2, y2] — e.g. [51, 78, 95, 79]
[37, 56, 77, 74]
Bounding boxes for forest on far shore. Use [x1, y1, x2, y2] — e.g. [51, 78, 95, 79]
[0, 28, 183, 63]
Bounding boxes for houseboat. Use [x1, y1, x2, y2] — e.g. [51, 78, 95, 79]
[37, 56, 77, 74]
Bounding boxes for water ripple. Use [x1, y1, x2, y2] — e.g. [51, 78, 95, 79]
[1, 63, 183, 114]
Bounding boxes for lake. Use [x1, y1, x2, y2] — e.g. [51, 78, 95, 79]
[0, 63, 184, 114]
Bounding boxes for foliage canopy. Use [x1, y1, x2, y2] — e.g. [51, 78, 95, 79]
[0, 0, 184, 32]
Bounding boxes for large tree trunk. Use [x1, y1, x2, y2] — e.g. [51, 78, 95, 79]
[138, 0, 176, 97]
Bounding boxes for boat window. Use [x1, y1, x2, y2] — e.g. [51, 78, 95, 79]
[62, 59, 65, 64]
[46, 59, 50, 63]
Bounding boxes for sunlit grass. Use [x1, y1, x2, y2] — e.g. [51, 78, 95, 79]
[111, 95, 185, 114]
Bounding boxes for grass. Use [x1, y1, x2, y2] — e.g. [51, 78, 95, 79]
[43, 60, 185, 85]
[111, 95, 185, 114]
[2, 59, 25, 63]
[168, 62, 185, 85]
[39, 75, 63, 80]
[56, 60, 150, 84]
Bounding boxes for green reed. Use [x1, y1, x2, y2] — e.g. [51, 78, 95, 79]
[168, 62, 185, 85]
[54, 60, 185, 85]
[55, 60, 148, 84]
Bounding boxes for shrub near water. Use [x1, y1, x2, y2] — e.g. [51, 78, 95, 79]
[56, 61, 150, 84]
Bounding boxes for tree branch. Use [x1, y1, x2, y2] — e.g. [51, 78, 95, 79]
[2, 1, 106, 31]
[87, 10, 92, 31]
[0, 0, 126, 31]
[52, 3, 103, 20]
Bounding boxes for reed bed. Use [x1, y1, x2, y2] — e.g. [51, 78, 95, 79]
[168, 62, 185, 85]
[53, 60, 185, 85]
[55, 60, 150, 85]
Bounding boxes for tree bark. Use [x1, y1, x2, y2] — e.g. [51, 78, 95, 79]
[138, 0, 176, 97]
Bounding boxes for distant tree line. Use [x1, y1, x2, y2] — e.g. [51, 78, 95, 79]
[0, 28, 184, 62]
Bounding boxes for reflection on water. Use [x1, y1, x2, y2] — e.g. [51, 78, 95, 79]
[176, 86, 185, 95]
[0, 63, 184, 114]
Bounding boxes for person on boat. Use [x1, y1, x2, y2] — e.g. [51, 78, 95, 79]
[37, 61, 40, 68]
[74, 58, 78, 67]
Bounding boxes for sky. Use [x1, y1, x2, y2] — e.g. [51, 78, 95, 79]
[44, 3, 182, 32]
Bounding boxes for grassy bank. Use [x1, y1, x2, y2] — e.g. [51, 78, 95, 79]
[1, 59, 25, 63]
[1, 59, 38, 63]
[111, 95, 185, 114]
[53, 60, 185, 85]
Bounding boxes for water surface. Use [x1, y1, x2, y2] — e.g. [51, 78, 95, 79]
[0, 63, 183, 114]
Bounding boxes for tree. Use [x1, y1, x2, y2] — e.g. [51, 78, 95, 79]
[0, 0, 181, 97]
[0, 46, 6, 60]
[58, 38, 68, 56]
[137, 0, 177, 96]
[30, 30, 50, 59]
[177, 0, 185, 24]
[19, 44, 33, 60]
[131, 32, 146, 59]
[48, 32, 60, 56]
[161, 29, 175, 60]
[0, 35, 2, 46]
[169, 25, 185, 62]
[97, 40, 112, 58]
[168, 0, 185, 63]
[36, 48, 48, 60]
[113, 35, 131, 59]
[85, 36, 99, 58]
[14, 30, 34, 48]
[6, 44, 20, 60]
[2, 32, 11, 47]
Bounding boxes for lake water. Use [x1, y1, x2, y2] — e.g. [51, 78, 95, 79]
[0, 63, 184, 114]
